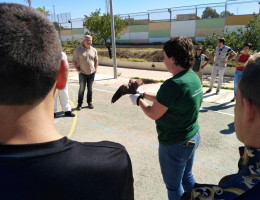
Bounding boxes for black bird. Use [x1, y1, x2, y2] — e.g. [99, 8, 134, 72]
[111, 79, 157, 103]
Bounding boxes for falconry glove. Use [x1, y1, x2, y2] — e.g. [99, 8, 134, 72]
[129, 94, 143, 106]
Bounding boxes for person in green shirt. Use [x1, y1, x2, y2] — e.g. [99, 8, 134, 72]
[129, 37, 203, 200]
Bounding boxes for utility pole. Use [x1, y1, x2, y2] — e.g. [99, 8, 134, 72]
[53, 5, 56, 22]
[109, 0, 118, 79]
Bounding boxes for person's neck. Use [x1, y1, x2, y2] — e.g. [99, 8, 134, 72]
[83, 44, 91, 49]
[196, 52, 201, 56]
[0, 91, 62, 144]
[170, 65, 187, 76]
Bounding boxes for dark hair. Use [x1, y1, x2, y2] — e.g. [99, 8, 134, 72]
[0, 3, 62, 105]
[163, 37, 194, 69]
[196, 45, 203, 54]
[218, 38, 225, 45]
[239, 53, 260, 109]
[244, 43, 252, 49]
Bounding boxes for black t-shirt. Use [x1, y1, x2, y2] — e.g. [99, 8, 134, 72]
[192, 55, 202, 72]
[0, 137, 134, 200]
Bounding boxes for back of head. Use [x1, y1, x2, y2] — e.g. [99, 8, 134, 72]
[163, 37, 194, 69]
[0, 3, 62, 105]
[239, 53, 260, 109]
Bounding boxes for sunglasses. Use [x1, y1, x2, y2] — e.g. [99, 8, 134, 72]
[196, 49, 202, 50]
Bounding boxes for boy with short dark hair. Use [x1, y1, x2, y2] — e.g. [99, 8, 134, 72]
[0, 3, 134, 200]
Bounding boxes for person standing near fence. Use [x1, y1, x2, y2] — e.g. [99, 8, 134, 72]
[231, 43, 252, 102]
[72, 35, 98, 110]
[129, 37, 203, 200]
[206, 38, 237, 95]
[192, 46, 210, 84]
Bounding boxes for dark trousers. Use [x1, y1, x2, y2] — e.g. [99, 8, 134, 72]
[78, 73, 95, 106]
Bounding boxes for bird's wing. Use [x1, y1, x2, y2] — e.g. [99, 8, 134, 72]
[136, 78, 157, 85]
[111, 84, 128, 103]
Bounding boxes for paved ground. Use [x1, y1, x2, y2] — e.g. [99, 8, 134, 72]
[54, 65, 240, 200]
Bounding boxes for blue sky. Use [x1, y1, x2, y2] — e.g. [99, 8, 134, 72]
[2, 0, 259, 20]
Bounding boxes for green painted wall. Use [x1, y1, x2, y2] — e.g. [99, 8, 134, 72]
[72, 28, 84, 34]
[129, 25, 149, 33]
[149, 30, 170, 38]
[196, 18, 224, 28]
[116, 39, 131, 43]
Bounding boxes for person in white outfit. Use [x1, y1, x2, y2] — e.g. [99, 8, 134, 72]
[206, 38, 237, 95]
[54, 52, 75, 117]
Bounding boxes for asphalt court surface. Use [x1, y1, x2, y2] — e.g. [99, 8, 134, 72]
[54, 71, 242, 200]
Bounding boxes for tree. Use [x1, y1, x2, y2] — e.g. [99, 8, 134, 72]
[202, 7, 219, 19]
[83, 9, 128, 58]
[37, 7, 50, 16]
[242, 15, 260, 51]
[220, 11, 235, 18]
[53, 22, 65, 31]
[204, 15, 260, 53]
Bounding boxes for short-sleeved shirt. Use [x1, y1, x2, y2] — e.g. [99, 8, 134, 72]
[215, 45, 234, 67]
[73, 45, 98, 75]
[0, 137, 134, 200]
[156, 69, 203, 145]
[192, 54, 209, 72]
[236, 53, 251, 70]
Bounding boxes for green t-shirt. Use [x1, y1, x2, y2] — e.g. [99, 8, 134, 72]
[156, 69, 203, 145]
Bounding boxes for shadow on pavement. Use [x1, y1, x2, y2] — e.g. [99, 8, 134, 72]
[220, 122, 235, 135]
[200, 102, 234, 113]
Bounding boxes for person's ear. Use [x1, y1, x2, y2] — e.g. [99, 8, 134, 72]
[56, 58, 69, 90]
[243, 98, 257, 123]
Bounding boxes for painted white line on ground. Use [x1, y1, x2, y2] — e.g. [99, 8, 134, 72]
[69, 83, 234, 117]
[201, 109, 234, 117]
[76, 117, 236, 174]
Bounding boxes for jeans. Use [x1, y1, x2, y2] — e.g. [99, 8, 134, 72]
[209, 65, 226, 91]
[78, 73, 95, 105]
[159, 131, 200, 200]
[234, 70, 243, 96]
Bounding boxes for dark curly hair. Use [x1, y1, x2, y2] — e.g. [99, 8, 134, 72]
[163, 37, 194, 69]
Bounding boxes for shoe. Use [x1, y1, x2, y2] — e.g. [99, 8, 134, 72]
[206, 89, 212, 93]
[231, 97, 235, 102]
[76, 105, 82, 111]
[88, 102, 94, 109]
[65, 111, 75, 117]
[54, 113, 57, 118]
[216, 90, 220, 95]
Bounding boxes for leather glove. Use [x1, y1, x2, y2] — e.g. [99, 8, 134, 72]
[129, 94, 143, 106]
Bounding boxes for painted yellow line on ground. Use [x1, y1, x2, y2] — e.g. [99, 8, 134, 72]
[67, 99, 77, 139]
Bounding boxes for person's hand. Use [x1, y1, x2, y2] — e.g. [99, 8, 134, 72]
[201, 64, 205, 69]
[129, 94, 143, 106]
[224, 60, 229, 65]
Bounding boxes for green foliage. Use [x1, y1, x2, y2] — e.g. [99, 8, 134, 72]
[202, 7, 220, 19]
[37, 7, 50, 16]
[203, 15, 260, 53]
[83, 9, 128, 47]
[242, 15, 260, 51]
[53, 22, 65, 31]
[220, 11, 235, 18]
[62, 40, 82, 54]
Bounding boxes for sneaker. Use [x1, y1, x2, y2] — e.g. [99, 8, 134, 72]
[206, 89, 212, 93]
[216, 90, 220, 95]
[65, 111, 75, 117]
[76, 105, 82, 111]
[88, 102, 94, 109]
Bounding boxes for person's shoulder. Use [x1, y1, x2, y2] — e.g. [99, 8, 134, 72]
[76, 140, 128, 153]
